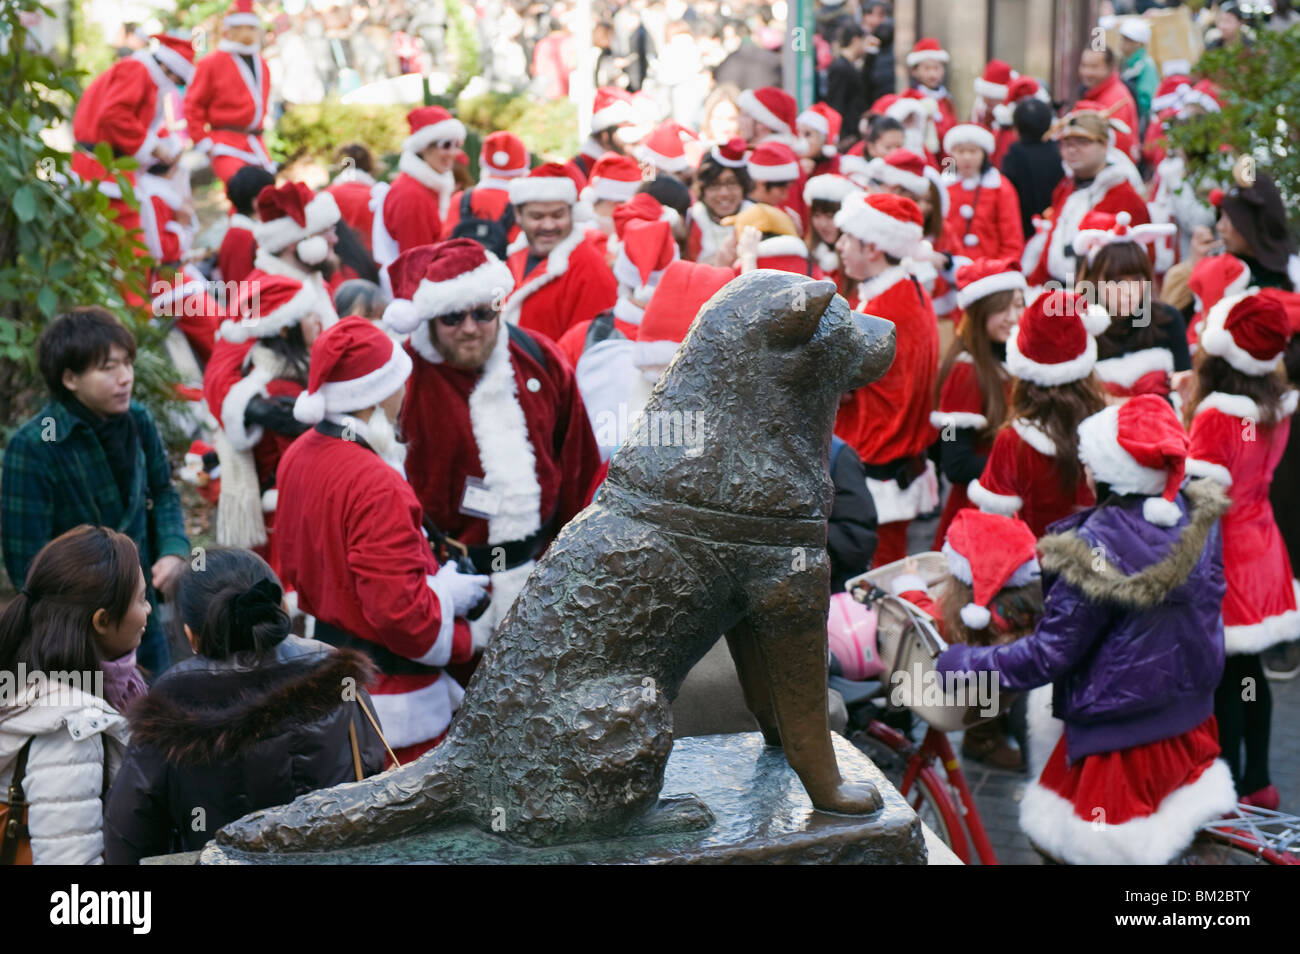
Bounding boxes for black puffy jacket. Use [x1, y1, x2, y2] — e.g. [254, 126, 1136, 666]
[104, 637, 387, 863]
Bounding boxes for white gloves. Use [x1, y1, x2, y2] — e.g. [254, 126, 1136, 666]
[434, 561, 489, 618]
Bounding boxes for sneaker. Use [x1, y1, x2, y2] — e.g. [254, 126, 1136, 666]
[1262, 640, 1300, 681]
[1239, 785, 1280, 811]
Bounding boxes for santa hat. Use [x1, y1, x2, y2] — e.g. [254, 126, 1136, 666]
[1151, 76, 1193, 114]
[974, 60, 1017, 102]
[866, 149, 929, 197]
[151, 265, 215, 320]
[223, 0, 261, 28]
[253, 182, 340, 265]
[508, 162, 579, 207]
[1071, 210, 1177, 264]
[402, 105, 467, 155]
[942, 123, 996, 157]
[834, 191, 925, 261]
[955, 258, 1027, 310]
[869, 94, 900, 116]
[1189, 254, 1252, 321]
[611, 196, 680, 299]
[1162, 58, 1192, 78]
[479, 131, 528, 178]
[710, 137, 748, 169]
[294, 316, 413, 425]
[1200, 291, 1290, 377]
[1178, 80, 1222, 118]
[737, 86, 797, 137]
[804, 174, 859, 206]
[754, 235, 811, 274]
[637, 123, 689, 174]
[906, 37, 949, 67]
[586, 153, 642, 203]
[636, 261, 734, 368]
[797, 103, 842, 156]
[839, 153, 872, 188]
[381, 238, 513, 334]
[1077, 395, 1189, 526]
[1007, 289, 1111, 386]
[747, 142, 801, 182]
[151, 32, 196, 84]
[885, 90, 941, 126]
[992, 76, 1051, 127]
[1118, 18, 1151, 45]
[942, 510, 1040, 629]
[218, 274, 318, 344]
[591, 86, 635, 133]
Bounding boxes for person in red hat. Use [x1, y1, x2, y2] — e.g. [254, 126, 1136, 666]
[202, 274, 322, 562]
[1077, 45, 1141, 164]
[502, 163, 618, 343]
[636, 122, 691, 179]
[906, 38, 957, 148]
[1184, 291, 1300, 808]
[321, 143, 380, 259]
[940, 394, 1236, 865]
[568, 86, 635, 185]
[931, 259, 1026, 546]
[438, 130, 528, 257]
[746, 141, 808, 235]
[796, 103, 843, 178]
[1186, 253, 1253, 350]
[276, 316, 484, 763]
[688, 139, 753, 264]
[217, 165, 276, 285]
[578, 152, 643, 260]
[149, 265, 222, 366]
[833, 192, 940, 565]
[970, 289, 1110, 536]
[971, 59, 1016, 134]
[941, 124, 1024, 264]
[380, 239, 601, 649]
[370, 106, 467, 271]
[804, 174, 859, 297]
[989, 75, 1050, 168]
[736, 85, 800, 149]
[248, 181, 341, 327]
[184, 2, 275, 184]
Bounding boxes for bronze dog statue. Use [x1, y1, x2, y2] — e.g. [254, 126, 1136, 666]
[215, 270, 897, 852]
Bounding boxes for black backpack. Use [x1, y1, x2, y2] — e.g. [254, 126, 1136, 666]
[450, 188, 516, 261]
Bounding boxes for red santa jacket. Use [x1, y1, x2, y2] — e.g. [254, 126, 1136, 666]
[378, 153, 457, 257]
[1186, 390, 1300, 654]
[916, 86, 958, 150]
[325, 178, 378, 255]
[275, 428, 474, 749]
[968, 418, 1094, 537]
[555, 299, 642, 368]
[991, 124, 1017, 169]
[835, 266, 939, 466]
[1093, 346, 1175, 399]
[218, 214, 257, 284]
[440, 179, 522, 246]
[503, 227, 618, 343]
[943, 167, 1024, 263]
[1026, 164, 1150, 287]
[72, 51, 172, 174]
[184, 44, 273, 170]
[1080, 72, 1141, 163]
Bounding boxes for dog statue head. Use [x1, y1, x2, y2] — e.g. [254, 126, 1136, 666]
[609, 269, 896, 519]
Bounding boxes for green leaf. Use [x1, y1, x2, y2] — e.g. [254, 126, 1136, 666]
[12, 185, 36, 222]
[36, 286, 57, 317]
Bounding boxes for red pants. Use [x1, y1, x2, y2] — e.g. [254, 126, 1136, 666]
[389, 729, 448, 769]
[872, 521, 911, 568]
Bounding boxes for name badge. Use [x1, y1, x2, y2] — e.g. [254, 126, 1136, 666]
[460, 476, 502, 519]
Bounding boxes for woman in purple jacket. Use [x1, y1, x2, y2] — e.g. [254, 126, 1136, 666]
[937, 395, 1237, 864]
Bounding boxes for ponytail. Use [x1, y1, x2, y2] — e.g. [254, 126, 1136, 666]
[174, 548, 290, 660]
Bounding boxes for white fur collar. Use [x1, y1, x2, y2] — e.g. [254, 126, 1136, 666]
[333, 168, 376, 187]
[916, 84, 950, 100]
[1195, 390, 1300, 420]
[580, 138, 606, 161]
[1094, 347, 1174, 388]
[130, 49, 175, 93]
[137, 173, 184, 209]
[501, 227, 586, 326]
[613, 297, 645, 326]
[1012, 418, 1056, 456]
[229, 213, 257, 232]
[958, 167, 1002, 191]
[219, 40, 262, 55]
[399, 151, 455, 219]
[252, 250, 339, 325]
[857, 264, 911, 304]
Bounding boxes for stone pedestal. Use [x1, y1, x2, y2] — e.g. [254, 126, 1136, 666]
[196, 733, 927, 865]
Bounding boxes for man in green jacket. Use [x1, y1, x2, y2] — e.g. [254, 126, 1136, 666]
[1119, 19, 1159, 138]
[2, 307, 190, 675]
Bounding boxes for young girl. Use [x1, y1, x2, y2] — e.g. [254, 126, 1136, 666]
[0, 526, 145, 864]
[104, 548, 388, 864]
[686, 141, 752, 265]
[940, 395, 1237, 865]
[1184, 291, 1300, 809]
[931, 259, 1024, 546]
[1073, 211, 1190, 400]
[969, 289, 1110, 536]
[941, 124, 1024, 263]
[803, 174, 858, 297]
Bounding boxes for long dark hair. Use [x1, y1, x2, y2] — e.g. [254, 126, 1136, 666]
[172, 548, 290, 660]
[0, 526, 141, 688]
[1077, 240, 1170, 357]
[1010, 375, 1108, 492]
[333, 220, 379, 284]
[260, 323, 311, 384]
[1184, 352, 1289, 427]
[938, 577, 1043, 647]
[937, 290, 1015, 443]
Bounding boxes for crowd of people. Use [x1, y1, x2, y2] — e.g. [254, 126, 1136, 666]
[2, 0, 1299, 867]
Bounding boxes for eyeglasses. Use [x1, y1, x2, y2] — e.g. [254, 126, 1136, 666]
[704, 179, 743, 191]
[436, 307, 497, 327]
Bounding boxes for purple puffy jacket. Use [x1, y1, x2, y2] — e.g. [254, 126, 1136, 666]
[938, 478, 1230, 763]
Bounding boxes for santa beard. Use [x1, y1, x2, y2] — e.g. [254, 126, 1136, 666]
[365, 407, 407, 472]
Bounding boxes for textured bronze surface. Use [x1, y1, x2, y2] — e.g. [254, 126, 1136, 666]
[212, 270, 898, 856]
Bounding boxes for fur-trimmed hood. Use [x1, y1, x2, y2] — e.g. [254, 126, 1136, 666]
[126, 647, 376, 764]
[1037, 477, 1230, 610]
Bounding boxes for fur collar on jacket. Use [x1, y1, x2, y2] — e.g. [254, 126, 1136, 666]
[126, 648, 375, 764]
[1037, 478, 1229, 610]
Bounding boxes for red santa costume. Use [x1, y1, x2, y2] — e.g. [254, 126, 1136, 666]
[440, 130, 528, 246]
[941, 125, 1024, 262]
[832, 193, 940, 565]
[203, 274, 319, 563]
[930, 259, 1024, 544]
[1185, 292, 1300, 655]
[279, 317, 478, 762]
[738, 87, 810, 229]
[804, 174, 859, 296]
[1187, 254, 1253, 350]
[371, 106, 466, 277]
[905, 38, 958, 149]
[247, 181, 341, 328]
[970, 290, 1110, 536]
[687, 139, 752, 264]
[796, 103, 843, 178]
[184, 2, 275, 184]
[883, 91, 942, 168]
[1079, 68, 1141, 164]
[381, 240, 602, 646]
[567, 86, 635, 186]
[971, 61, 1016, 132]
[637, 122, 692, 179]
[577, 152, 643, 264]
[1024, 104, 1150, 288]
[503, 163, 618, 343]
[747, 141, 807, 235]
[150, 265, 221, 367]
[325, 166, 379, 256]
[989, 76, 1051, 168]
[136, 167, 194, 268]
[218, 211, 258, 284]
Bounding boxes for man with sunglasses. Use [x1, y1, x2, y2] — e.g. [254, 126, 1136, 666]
[382, 239, 601, 650]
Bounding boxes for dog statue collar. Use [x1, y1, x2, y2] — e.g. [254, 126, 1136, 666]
[601, 482, 827, 549]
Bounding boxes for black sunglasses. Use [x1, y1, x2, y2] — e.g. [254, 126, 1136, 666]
[437, 306, 498, 327]
[433, 140, 462, 151]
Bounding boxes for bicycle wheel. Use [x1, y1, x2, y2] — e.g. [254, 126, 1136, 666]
[849, 728, 965, 859]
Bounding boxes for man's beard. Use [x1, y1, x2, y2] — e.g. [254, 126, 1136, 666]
[366, 406, 407, 471]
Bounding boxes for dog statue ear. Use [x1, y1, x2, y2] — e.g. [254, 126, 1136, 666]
[766, 279, 837, 349]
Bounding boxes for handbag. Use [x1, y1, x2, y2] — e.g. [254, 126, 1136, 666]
[0, 738, 34, 865]
[348, 695, 402, 777]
